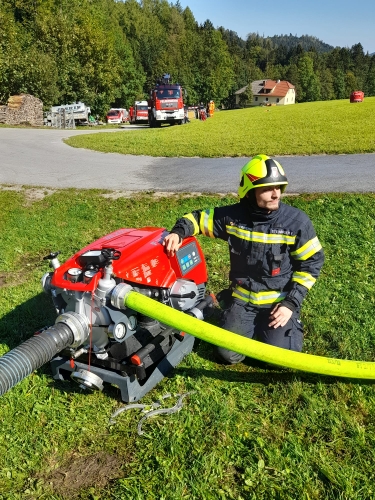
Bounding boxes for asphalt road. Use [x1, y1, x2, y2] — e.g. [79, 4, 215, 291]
[1, 127, 375, 193]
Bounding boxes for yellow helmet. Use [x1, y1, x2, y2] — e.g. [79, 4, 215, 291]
[238, 154, 288, 198]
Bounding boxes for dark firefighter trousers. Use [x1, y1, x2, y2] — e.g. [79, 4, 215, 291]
[214, 300, 304, 364]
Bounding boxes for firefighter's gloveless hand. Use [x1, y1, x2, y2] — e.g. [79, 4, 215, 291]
[163, 233, 182, 257]
[268, 304, 293, 329]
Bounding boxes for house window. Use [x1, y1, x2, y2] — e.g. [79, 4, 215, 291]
[265, 97, 268, 102]
[276, 98, 280, 103]
[255, 97, 258, 101]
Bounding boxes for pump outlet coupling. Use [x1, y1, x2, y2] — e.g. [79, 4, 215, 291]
[111, 283, 134, 310]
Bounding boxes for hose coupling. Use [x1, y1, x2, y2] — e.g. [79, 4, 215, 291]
[55, 311, 90, 348]
[187, 307, 204, 320]
[111, 283, 134, 310]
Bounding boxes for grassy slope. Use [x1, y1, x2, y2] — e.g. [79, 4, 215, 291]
[65, 98, 375, 157]
[1, 189, 375, 499]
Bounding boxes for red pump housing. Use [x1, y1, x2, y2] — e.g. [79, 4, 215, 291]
[51, 227, 208, 292]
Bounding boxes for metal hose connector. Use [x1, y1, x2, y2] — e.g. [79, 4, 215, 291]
[0, 323, 74, 396]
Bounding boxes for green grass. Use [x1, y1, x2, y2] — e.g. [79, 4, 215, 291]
[1, 187, 375, 499]
[64, 98, 375, 157]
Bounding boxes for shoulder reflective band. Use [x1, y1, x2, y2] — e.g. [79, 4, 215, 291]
[232, 285, 287, 305]
[182, 213, 199, 235]
[292, 271, 316, 289]
[291, 236, 322, 261]
[226, 225, 296, 245]
[199, 209, 214, 238]
[122, 290, 375, 380]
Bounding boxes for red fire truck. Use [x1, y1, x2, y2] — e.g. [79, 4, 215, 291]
[148, 74, 185, 127]
[129, 101, 149, 124]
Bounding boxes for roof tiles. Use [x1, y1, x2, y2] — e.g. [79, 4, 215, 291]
[257, 80, 295, 97]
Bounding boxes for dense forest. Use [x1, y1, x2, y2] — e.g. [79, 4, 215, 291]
[1, 0, 374, 116]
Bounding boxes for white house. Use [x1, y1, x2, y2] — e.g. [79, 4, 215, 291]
[235, 79, 296, 106]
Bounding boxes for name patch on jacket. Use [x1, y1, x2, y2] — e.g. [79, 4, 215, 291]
[270, 229, 294, 236]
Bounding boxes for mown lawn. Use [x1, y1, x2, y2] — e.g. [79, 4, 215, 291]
[65, 98, 375, 157]
[1, 187, 375, 499]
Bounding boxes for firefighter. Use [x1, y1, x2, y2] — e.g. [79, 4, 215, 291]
[209, 100, 215, 117]
[163, 154, 324, 364]
[198, 102, 206, 120]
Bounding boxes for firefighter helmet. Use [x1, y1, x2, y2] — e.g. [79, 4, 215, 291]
[238, 154, 288, 198]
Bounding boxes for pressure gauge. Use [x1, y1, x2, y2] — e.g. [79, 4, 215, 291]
[127, 315, 137, 331]
[84, 269, 97, 284]
[113, 322, 126, 340]
[67, 268, 82, 283]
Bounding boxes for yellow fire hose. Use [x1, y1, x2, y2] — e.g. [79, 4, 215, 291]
[122, 289, 375, 379]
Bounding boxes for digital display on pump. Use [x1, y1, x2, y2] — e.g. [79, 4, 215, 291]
[176, 242, 201, 276]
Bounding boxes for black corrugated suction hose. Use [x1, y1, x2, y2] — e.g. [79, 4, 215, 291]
[0, 323, 73, 396]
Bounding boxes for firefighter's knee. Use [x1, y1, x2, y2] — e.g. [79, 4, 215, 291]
[256, 316, 304, 352]
[214, 346, 245, 365]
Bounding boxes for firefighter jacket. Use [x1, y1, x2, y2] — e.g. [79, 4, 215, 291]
[170, 201, 324, 310]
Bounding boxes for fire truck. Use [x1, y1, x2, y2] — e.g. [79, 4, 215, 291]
[129, 101, 149, 124]
[148, 74, 185, 127]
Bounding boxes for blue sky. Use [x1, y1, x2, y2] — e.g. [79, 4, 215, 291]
[178, 0, 375, 54]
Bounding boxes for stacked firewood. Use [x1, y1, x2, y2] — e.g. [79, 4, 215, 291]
[0, 106, 7, 123]
[0, 94, 43, 126]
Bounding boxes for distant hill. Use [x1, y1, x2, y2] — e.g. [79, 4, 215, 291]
[221, 30, 343, 54]
[265, 34, 334, 53]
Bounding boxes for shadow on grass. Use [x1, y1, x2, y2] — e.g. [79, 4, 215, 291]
[173, 362, 375, 387]
[43, 357, 375, 406]
[188, 338, 375, 387]
[0, 292, 56, 349]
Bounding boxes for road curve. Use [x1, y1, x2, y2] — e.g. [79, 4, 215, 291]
[1, 128, 375, 193]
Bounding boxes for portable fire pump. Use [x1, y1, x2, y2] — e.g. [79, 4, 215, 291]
[0, 227, 213, 402]
[148, 73, 185, 127]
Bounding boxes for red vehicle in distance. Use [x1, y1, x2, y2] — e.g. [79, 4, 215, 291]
[148, 74, 185, 127]
[129, 101, 149, 124]
[106, 108, 129, 124]
[350, 91, 364, 103]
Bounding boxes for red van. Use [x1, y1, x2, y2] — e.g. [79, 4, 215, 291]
[106, 108, 129, 124]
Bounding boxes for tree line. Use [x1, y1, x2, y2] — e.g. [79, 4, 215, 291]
[0, 0, 374, 116]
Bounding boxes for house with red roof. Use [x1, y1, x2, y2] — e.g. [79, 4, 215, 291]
[234, 79, 296, 106]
